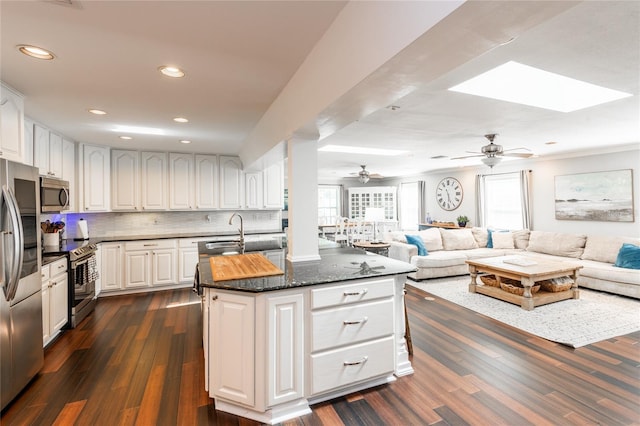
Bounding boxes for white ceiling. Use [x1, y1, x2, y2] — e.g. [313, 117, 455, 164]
[2, 1, 638, 182]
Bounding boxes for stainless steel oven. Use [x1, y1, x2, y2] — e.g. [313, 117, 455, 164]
[68, 244, 97, 328]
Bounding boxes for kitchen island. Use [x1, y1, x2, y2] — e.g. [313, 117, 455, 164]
[198, 247, 416, 424]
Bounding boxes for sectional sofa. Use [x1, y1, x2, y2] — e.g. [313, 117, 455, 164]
[384, 227, 640, 299]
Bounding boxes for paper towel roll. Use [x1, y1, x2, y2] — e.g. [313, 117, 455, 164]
[77, 218, 89, 240]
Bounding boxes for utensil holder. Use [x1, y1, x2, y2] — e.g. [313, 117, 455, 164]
[43, 233, 60, 247]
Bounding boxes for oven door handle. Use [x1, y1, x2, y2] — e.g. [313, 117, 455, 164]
[72, 255, 94, 268]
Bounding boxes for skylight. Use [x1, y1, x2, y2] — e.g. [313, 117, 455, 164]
[111, 125, 166, 136]
[318, 145, 407, 156]
[448, 61, 632, 112]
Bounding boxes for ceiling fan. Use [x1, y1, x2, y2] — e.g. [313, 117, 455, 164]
[349, 165, 384, 183]
[451, 134, 533, 168]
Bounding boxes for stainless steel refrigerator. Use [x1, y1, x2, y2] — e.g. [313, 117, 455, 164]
[1, 159, 43, 411]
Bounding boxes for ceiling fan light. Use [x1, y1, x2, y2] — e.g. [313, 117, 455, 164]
[481, 156, 501, 168]
[358, 174, 370, 184]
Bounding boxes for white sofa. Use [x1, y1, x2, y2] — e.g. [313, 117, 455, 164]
[385, 228, 640, 299]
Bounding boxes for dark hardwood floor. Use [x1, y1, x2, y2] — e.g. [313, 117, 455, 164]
[2, 285, 638, 425]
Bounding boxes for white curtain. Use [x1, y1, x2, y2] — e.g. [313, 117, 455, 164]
[520, 169, 533, 229]
[475, 174, 485, 227]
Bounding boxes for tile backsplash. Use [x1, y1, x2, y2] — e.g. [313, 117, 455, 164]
[42, 210, 282, 239]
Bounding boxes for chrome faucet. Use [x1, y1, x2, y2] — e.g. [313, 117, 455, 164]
[228, 213, 244, 248]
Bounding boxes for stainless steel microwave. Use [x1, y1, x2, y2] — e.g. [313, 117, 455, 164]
[40, 177, 70, 212]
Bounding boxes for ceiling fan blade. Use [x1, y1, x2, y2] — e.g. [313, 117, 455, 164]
[502, 152, 534, 158]
[503, 147, 531, 152]
[451, 154, 485, 160]
[369, 173, 384, 179]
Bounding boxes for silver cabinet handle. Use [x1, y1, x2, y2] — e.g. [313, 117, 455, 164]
[344, 356, 368, 366]
[143, 243, 158, 247]
[343, 289, 367, 296]
[343, 317, 368, 325]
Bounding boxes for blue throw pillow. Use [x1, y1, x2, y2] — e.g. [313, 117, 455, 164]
[405, 234, 428, 256]
[614, 243, 640, 269]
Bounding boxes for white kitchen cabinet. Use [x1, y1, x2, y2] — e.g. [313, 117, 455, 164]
[140, 151, 168, 210]
[0, 82, 24, 163]
[263, 161, 284, 209]
[23, 118, 34, 166]
[111, 149, 140, 211]
[244, 171, 263, 209]
[195, 154, 219, 209]
[169, 153, 194, 210]
[81, 144, 110, 211]
[219, 155, 243, 209]
[34, 124, 63, 178]
[41, 258, 69, 347]
[178, 238, 205, 283]
[100, 242, 123, 292]
[62, 139, 76, 211]
[124, 240, 177, 288]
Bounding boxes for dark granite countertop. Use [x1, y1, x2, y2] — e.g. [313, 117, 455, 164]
[197, 247, 416, 293]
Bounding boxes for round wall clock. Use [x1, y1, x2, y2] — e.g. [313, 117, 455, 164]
[436, 177, 463, 211]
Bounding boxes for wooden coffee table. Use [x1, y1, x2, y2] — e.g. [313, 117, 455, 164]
[466, 256, 582, 310]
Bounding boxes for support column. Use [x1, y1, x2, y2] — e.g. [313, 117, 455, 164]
[286, 137, 321, 262]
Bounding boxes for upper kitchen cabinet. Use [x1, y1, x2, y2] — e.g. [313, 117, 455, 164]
[140, 151, 168, 210]
[195, 154, 219, 210]
[23, 118, 34, 166]
[264, 161, 284, 209]
[0, 83, 25, 163]
[81, 144, 110, 212]
[169, 153, 194, 210]
[244, 171, 263, 209]
[111, 149, 140, 211]
[62, 139, 76, 211]
[219, 156, 243, 209]
[34, 124, 63, 178]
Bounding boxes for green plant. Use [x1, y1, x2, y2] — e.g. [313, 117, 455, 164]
[456, 215, 469, 223]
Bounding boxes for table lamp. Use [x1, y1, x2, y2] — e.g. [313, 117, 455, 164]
[364, 207, 385, 243]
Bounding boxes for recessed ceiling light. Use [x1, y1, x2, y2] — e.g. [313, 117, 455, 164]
[159, 66, 185, 78]
[318, 145, 407, 156]
[449, 61, 632, 112]
[119, 136, 132, 140]
[173, 117, 189, 123]
[180, 140, 191, 144]
[17, 44, 55, 60]
[88, 109, 107, 115]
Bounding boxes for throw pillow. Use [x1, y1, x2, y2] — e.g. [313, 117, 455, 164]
[405, 234, 428, 256]
[417, 227, 444, 251]
[487, 229, 508, 248]
[492, 231, 515, 249]
[527, 231, 586, 258]
[439, 228, 478, 250]
[614, 243, 640, 269]
[471, 227, 489, 248]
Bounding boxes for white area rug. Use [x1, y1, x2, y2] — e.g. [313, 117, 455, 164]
[407, 276, 640, 348]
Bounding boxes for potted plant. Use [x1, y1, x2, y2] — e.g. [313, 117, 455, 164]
[456, 215, 469, 228]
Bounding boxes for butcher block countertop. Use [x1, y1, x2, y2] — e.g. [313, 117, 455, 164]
[210, 253, 284, 282]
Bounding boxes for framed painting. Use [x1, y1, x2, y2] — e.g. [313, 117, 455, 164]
[555, 169, 634, 222]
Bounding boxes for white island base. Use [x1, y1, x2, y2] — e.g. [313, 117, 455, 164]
[203, 274, 413, 424]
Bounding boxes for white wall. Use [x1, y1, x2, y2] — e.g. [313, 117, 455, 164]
[366, 148, 640, 238]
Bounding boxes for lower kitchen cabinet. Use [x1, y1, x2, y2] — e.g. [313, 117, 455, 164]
[100, 242, 123, 292]
[124, 240, 177, 288]
[41, 258, 68, 347]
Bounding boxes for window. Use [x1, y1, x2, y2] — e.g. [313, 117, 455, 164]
[478, 171, 531, 230]
[318, 185, 342, 225]
[399, 182, 420, 231]
[348, 187, 397, 220]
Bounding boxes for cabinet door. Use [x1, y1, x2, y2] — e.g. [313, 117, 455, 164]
[41, 284, 50, 345]
[210, 291, 255, 406]
[244, 172, 262, 209]
[124, 251, 150, 288]
[101, 243, 123, 292]
[263, 161, 284, 209]
[140, 151, 167, 210]
[219, 156, 243, 209]
[152, 249, 177, 285]
[34, 124, 50, 175]
[266, 292, 304, 407]
[62, 139, 76, 211]
[111, 150, 139, 210]
[82, 144, 110, 211]
[50, 272, 68, 332]
[169, 153, 194, 210]
[178, 247, 199, 283]
[195, 154, 218, 209]
[0, 84, 24, 163]
[23, 118, 34, 166]
[49, 133, 63, 178]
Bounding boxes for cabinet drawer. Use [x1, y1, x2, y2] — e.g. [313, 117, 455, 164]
[41, 264, 50, 281]
[311, 278, 394, 309]
[178, 237, 210, 248]
[125, 239, 176, 251]
[310, 336, 394, 395]
[312, 298, 393, 351]
[50, 258, 68, 275]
